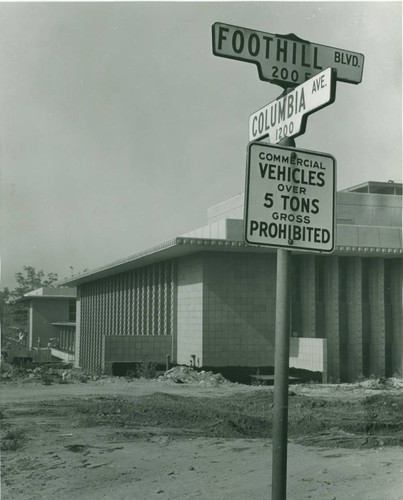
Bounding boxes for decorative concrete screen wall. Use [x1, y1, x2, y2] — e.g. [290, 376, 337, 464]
[104, 335, 172, 374]
[291, 255, 403, 382]
[79, 261, 176, 373]
[289, 337, 327, 382]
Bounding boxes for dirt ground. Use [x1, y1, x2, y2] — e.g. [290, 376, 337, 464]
[1, 366, 403, 500]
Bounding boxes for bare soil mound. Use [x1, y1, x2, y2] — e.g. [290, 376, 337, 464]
[4, 388, 401, 448]
[1, 375, 403, 500]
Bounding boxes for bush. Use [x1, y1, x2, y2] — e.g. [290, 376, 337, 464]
[126, 369, 136, 379]
[135, 361, 158, 379]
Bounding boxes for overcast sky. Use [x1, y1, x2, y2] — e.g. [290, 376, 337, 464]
[1, 1, 401, 289]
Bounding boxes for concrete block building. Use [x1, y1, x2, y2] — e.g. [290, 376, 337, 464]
[61, 181, 402, 382]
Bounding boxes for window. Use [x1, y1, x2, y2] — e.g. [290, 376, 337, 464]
[69, 299, 76, 322]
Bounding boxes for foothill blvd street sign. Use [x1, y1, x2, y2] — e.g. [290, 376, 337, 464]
[212, 22, 364, 87]
[249, 67, 336, 143]
[244, 142, 336, 253]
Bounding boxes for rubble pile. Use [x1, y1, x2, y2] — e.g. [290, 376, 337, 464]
[387, 377, 403, 389]
[358, 377, 403, 390]
[0, 363, 99, 384]
[157, 366, 231, 386]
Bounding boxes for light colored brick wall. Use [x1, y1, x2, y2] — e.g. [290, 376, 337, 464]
[202, 252, 277, 367]
[177, 255, 204, 366]
[336, 192, 402, 228]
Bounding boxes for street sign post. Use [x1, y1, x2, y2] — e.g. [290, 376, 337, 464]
[212, 22, 364, 87]
[244, 142, 336, 252]
[249, 67, 336, 142]
[211, 20, 360, 500]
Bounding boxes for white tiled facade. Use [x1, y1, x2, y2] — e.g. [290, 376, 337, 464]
[177, 255, 204, 367]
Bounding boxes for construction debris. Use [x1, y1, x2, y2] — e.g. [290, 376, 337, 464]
[157, 366, 231, 386]
[0, 363, 100, 384]
[358, 377, 403, 390]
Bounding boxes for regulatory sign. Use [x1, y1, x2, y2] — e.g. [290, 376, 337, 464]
[249, 67, 336, 143]
[212, 22, 364, 87]
[244, 142, 336, 252]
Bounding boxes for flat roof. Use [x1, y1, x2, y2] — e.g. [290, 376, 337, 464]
[17, 286, 76, 303]
[59, 237, 274, 286]
[17, 295, 76, 303]
[59, 236, 402, 287]
[340, 181, 402, 195]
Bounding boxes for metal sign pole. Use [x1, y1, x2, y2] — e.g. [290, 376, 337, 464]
[271, 134, 294, 500]
[271, 247, 291, 500]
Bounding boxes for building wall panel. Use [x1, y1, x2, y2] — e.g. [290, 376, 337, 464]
[389, 259, 403, 375]
[289, 338, 327, 375]
[300, 255, 316, 338]
[369, 258, 386, 377]
[346, 257, 363, 381]
[177, 255, 204, 366]
[202, 252, 277, 367]
[324, 256, 340, 382]
[104, 335, 172, 374]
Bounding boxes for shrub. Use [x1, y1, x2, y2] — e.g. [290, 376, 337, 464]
[126, 369, 136, 379]
[135, 361, 158, 379]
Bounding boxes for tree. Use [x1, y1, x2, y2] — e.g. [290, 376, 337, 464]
[4, 266, 59, 303]
[0, 266, 59, 339]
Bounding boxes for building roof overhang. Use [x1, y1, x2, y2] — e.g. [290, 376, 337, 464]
[340, 180, 402, 194]
[16, 286, 77, 303]
[58, 236, 403, 287]
[16, 295, 77, 303]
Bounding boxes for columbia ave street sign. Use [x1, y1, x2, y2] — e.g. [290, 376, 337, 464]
[212, 22, 364, 87]
[249, 67, 336, 142]
[244, 142, 336, 252]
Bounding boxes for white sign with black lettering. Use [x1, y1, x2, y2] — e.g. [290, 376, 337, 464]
[244, 142, 336, 252]
[212, 22, 364, 87]
[249, 68, 336, 143]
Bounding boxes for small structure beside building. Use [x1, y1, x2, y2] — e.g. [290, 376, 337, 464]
[60, 181, 402, 382]
[16, 287, 77, 362]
